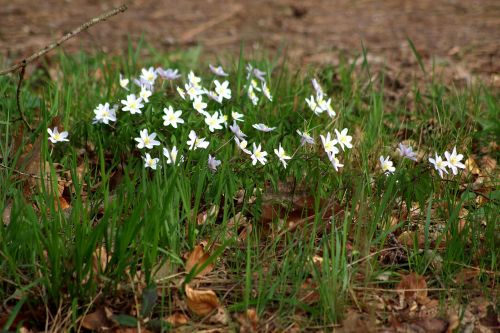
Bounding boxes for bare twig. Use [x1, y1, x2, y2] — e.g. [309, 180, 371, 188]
[0, 4, 128, 76]
[16, 65, 32, 130]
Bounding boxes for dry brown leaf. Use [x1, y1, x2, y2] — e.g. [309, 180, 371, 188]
[480, 155, 497, 175]
[453, 268, 480, 285]
[153, 260, 176, 282]
[80, 306, 113, 331]
[196, 205, 219, 225]
[465, 156, 480, 175]
[92, 245, 110, 274]
[185, 245, 214, 278]
[57, 196, 70, 211]
[246, 308, 258, 326]
[312, 255, 324, 267]
[227, 212, 252, 242]
[404, 317, 449, 333]
[208, 306, 229, 325]
[165, 312, 189, 327]
[398, 230, 425, 248]
[338, 310, 374, 333]
[2, 201, 13, 226]
[235, 308, 259, 333]
[396, 272, 430, 305]
[185, 284, 219, 316]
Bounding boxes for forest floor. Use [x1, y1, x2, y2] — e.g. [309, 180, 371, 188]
[1, 0, 499, 88]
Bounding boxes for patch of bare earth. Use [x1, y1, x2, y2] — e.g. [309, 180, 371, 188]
[1, 0, 499, 87]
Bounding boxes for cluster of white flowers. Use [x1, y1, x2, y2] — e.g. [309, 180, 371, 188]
[46, 64, 468, 180]
[429, 147, 465, 178]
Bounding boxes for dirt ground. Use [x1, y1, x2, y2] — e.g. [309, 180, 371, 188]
[1, 0, 499, 84]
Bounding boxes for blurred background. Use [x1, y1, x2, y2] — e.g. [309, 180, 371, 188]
[1, 0, 499, 85]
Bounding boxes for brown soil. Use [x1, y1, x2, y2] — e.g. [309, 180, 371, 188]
[1, 0, 499, 85]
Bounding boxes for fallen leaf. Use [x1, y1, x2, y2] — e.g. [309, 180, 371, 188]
[396, 273, 430, 305]
[165, 312, 189, 327]
[196, 205, 219, 225]
[480, 155, 497, 175]
[235, 308, 259, 333]
[338, 310, 373, 333]
[185, 245, 214, 278]
[185, 284, 219, 316]
[208, 306, 229, 325]
[465, 157, 480, 175]
[404, 317, 449, 333]
[2, 200, 13, 226]
[81, 306, 113, 331]
[92, 245, 110, 274]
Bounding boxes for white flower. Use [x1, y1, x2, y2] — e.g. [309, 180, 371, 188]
[246, 64, 266, 82]
[119, 74, 129, 90]
[232, 111, 244, 122]
[234, 137, 251, 154]
[163, 146, 183, 165]
[334, 128, 353, 151]
[140, 67, 158, 86]
[230, 121, 247, 140]
[176, 86, 186, 100]
[143, 153, 159, 170]
[247, 86, 259, 105]
[252, 123, 276, 132]
[397, 143, 417, 161]
[185, 83, 203, 100]
[192, 95, 208, 115]
[262, 82, 272, 101]
[274, 144, 291, 168]
[187, 130, 209, 150]
[429, 153, 449, 178]
[209, 64, 229, 77]
[320, 132, 339, 155]
[328, 153, 343, 171]
[312, 78, 324, 97]
[444, 147, 465, 175]
[306, 95, 323, 115]
[208, 154, 222, 172]
[121, 94, 144, 114]
[214, 80, 231, 101]
[250, 79, 261, 92]
[205, 90, 222, 103]
[162, 106, 184, 128]
[296, 130, 315, 145]
[188, 71, 202, 87]
[380, 156, 396, 174]
[251, 143, 268, 165]
[219, 111, 228, 127]
[93, 103, 116, 124]
[47, 127, 69, 143]
[139, 85, 152, 103]
[204, 111, 224, 132]
[135, 129, 160, 149]
[317, 95, 335, 117]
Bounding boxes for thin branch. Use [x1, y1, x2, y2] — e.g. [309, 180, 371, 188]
[0, 4, 128, 76]
[0, 162, 46, 180]
[16, 65, 32, 130]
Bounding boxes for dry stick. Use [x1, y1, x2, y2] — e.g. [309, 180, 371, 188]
[0, 4, 128, 130]
[16, 65, 31, 130]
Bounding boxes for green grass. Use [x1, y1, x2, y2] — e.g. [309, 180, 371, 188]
[0, 45, 498, 332]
